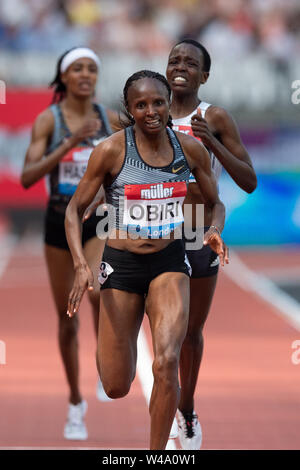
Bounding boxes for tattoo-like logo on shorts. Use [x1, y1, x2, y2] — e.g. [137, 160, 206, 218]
[98, 262, 114, 285]
[210, 256, 220, 267]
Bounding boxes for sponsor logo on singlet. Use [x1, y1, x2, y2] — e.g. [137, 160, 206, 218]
[123, 181, 187, 239]
[58, 147, 93, 195]
[172, 124, 201, 141]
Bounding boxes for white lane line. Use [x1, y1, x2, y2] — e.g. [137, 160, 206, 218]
[137, 326, 154, 404]
[258, 266, 300, 281]
[0, 235, 17, 280]
[137, 325, 177, 450]
[224, 251, 300, 331]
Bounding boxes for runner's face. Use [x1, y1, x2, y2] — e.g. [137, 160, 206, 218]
[61, 58, 98, 98]
[166, 44, 205, 95]
[128, 78, 170, 133]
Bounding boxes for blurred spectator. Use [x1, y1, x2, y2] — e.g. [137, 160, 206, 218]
[255, 4, 297, 61]
[0, 0, 299, 58]
[194, 0, 255, 59]
[94, 0, 171, 55]
[65, 0, 101, 26]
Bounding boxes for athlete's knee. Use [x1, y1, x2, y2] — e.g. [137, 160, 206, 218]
[183, 325, 204, 348]
[152, 351, 179, 387]
[102, 378, 131, 399]
[98, 356, 134, 399]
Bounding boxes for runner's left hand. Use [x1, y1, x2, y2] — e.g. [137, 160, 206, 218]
[82, 197, 106, 222]
[191, 108, 214, 146]
[67, 265, 94, 317]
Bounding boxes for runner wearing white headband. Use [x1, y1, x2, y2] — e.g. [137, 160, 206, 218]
[60, 47, 101, 73]
[21, 47, 119, 442]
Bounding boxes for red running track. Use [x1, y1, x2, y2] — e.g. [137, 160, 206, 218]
[0, 237, 300, 449]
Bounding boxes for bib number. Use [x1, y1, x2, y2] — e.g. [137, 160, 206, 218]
[123, 181, 187, 239]
[58, 147, 93, 195]
[98, 261, 114, 285]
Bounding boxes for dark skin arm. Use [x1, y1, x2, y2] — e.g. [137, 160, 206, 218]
[80, 108, 125, 221]
[107, 108, 124, 132]
[81, 111, 130, 221]
[66, 129, 229, 317]
[191, 106, 257, 193]
[65, 133, 122, 316]
[21, 108, 101, 188]
[178, 132, 229, 264]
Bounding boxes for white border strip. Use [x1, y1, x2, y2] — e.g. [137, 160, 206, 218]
[224, 251, 300, 331]
[0, 447, 139, 450]
[0, 235, 17, 280]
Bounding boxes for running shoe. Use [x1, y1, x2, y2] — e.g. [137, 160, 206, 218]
[96, 378, 112, 402]
[177, 409, 202, 450]
[64, 400, 88, 440]
[169, 416, 179, 439]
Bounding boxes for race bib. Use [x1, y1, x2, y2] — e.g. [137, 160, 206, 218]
[123, 181, 187, 239]
[58, 147, 93, 195]
[172, 124, 201, 141]
[98, 261, 114, 285]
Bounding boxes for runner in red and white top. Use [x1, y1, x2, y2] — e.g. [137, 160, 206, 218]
[166, 39, 257, 450]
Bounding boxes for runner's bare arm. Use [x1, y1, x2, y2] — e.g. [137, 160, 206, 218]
[65, 138, 116, 264]
[106, 108, 123, 132]
[180, 134, 225, 233]
[65, 137, 119, 316]
[80, 108, 121, 221]
[180, 134, 227, 264]
[191, 106, 257, 193]
[21, 109, 56, 188]
[82, 185, 106, 222]
[21, 109, 101, 188]
[191, 144, 227, 262]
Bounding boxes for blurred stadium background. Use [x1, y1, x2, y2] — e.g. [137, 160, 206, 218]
[0, 0, 300, 450]
[1, 0, 300, 245]
[1, 0, 300, 298]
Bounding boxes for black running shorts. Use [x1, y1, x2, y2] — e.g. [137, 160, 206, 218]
[183, 227, 220, 278]
[99, 240, 191, 295]
[44, 205, 101, 250]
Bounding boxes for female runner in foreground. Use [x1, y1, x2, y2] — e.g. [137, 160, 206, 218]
[166, 39, 257, 449]
[65, 70, 227, 449]
[21, 47, 119, 440]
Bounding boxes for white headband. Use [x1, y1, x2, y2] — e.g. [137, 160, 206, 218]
[60, 48, 101, 73]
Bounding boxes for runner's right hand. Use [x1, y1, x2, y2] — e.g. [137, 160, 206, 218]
[69, 118, 102, 147]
